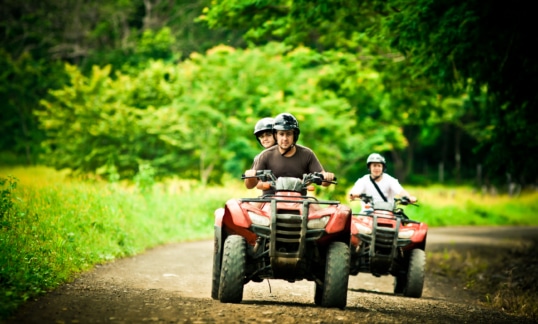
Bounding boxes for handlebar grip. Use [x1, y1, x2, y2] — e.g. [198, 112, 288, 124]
[314, 172, 337, 182]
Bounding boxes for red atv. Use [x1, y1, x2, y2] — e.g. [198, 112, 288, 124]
[350, 194, 428, 298]
[212, 170, 352, 308]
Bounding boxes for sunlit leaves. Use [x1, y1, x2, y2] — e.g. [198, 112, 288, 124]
[204, 0, 538, 183]
[38, 43, 375, 184]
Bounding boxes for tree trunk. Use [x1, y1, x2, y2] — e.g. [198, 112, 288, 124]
[454, 127, 461, 184]
[441, 123, 449, 181]
[390, 150, 405, 181]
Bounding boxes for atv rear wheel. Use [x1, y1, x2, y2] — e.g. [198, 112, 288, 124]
[319, 242, 350, 309]
[403, 249, 425, 298]
[218, 235, 246, 303]
[210, 235, 222, 300]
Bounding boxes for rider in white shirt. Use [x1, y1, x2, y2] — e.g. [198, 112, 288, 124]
[349, 153, 417, 209]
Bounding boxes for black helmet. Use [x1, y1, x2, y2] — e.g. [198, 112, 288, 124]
[253, 117, 274, 136]
[273, 112, 300, 143]
[366, 153, 386, 171]
[254, 117, 274, 146]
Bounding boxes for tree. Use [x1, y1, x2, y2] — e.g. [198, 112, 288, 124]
[203, 0, 538, 185]
[0, 0, 245, 166]
[384, 0, 538, 185]
[0, 50, 66, 165]
[37, 44, 365, 185]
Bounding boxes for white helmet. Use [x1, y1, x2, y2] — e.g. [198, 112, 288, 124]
[366, 153, 386, 170]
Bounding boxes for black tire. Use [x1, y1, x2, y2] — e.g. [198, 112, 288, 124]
[314, 282, 323, 306]
[393, 274, 406, 295]
[403, 249, 425, 298]
[210, 236, 222, 300]
[320, 242, 350, 309]
[218, 235, 246, 303]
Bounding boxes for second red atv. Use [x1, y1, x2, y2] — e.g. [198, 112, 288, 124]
[350, 194, 428, 298]
[212, 170, 352, 308]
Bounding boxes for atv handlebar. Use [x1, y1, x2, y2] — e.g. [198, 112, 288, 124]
[242, 170, 337, 184]
[241, 169, 277, 182]
[398, 196, 419, 206]
[308, 172, 337, 185]
[241, 170, 337, 188]
[350, 193, 419, 207]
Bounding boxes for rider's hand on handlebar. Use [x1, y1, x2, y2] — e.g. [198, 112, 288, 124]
[321, 172, 335, 182]
[407, 196, 418, 204]
[244, 169, 256, 177]
[243, 169, 259, 189]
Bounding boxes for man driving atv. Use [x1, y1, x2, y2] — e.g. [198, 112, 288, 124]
[244, 112, 334, 195]
[349, 153, 417, 206]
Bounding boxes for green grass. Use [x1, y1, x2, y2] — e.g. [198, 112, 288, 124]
[388, 185, 538, 226]
[0, 166, 255, 318]
[1, 166, 537, 318]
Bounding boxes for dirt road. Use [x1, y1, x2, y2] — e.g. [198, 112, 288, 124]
[5, 226, 538, 323]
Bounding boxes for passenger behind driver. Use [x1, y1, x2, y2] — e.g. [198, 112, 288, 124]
[252, 117, 276, 164]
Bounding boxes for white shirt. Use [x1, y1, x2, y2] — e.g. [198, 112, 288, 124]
[349, 173, 404, 203]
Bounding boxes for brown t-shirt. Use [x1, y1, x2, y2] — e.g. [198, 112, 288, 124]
[252, 144, 325, 194]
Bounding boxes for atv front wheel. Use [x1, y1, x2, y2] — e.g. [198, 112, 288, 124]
[393, 274, 406, 295]
[211, 235, 222, 300]
[314, 281, 323, 306]
[319, 242, 350, 309]
[403, 249, 425, 298]
[218, 235, 246, 303]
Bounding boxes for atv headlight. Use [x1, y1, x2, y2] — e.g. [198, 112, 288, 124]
[354, 222, 372, 235]
[307, 216, 330, 229]
[248, 211, 270, 227]
[398, 230, 415, 239]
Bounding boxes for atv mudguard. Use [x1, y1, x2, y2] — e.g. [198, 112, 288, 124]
[321, 204, 352, 234]
[214, 207, 225, 227]
[410, 222, 428, 245]
[221, 198, 258, 245]
[213, 199, 256, 254]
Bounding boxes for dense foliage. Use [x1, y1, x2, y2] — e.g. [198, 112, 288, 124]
[37, 45, 373, 185]
[1, 0, 536, 188]
[202, 0, 538, 186]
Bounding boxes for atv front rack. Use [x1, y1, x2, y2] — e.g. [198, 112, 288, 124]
[354, 213, 413, 275]
[240, 196, 341, 278]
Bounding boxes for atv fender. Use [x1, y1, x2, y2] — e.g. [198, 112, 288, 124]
[222, 199, 257, 245]
[325, 205, 352, 234]
[411, 223, 429, 244]
[223, 199, 251, 228]
[214, 208, 225, 257]
[214, 207, 225, 227]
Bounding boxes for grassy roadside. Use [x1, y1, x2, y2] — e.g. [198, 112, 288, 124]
[1, 166, 537, 319]
[427, 240, 538, 320]
[404, 185, 538, 226]
[0, 166, 256, 317]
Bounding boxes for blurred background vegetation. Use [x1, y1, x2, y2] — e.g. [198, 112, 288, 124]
[1, 0, 537, 191]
